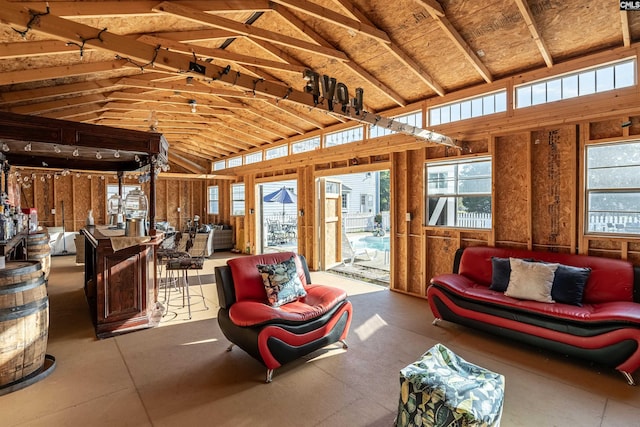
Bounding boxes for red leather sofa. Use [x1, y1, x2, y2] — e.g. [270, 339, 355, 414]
[427, 246, 640, 385]
[214, 252, 352, 382]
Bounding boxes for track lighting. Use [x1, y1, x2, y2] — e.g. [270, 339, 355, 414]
[114, 150, 120, 158]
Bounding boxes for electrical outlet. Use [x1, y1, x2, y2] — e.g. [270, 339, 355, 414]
[51, 208, 56, 215]
[405, 212, 411, 221]
[177, 207, 181, 212]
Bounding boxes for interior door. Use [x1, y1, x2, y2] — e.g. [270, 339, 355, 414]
[318, 178, 342, 270]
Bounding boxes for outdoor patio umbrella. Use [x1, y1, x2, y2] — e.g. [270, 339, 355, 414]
[263, 186, 297, 222]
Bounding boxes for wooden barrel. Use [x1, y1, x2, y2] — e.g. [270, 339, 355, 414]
[0, 261, 48, 389]
[27, 229, 51, 280]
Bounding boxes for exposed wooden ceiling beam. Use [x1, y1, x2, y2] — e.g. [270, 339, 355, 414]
[268, 0, 391, 44]
[514, 0, 553, 67]
[241, 106, 306, 135]
[31, 0, 272, 18]
[0, 1, 454, 145]
[168, 151, 208, 174]
[118, 77, 254, 99]
[107, 91, 245, 109]
[43, 104, 108, 120]
[10, 94, 106, 115]
[332, 0, 445, 97]
[417, 1, 493, 83]
[620, 11, 631, 47]
[271, 3, 406, 107]
[0, 78, 120, 104]
[227, 114, 290, 139]
[102, 101, 234, 116]
[148, 28, 237, 43]
[152, 2, 349, 61]
[0, 60, 129, 85]
[260, 98, 325, 129]
[0, 39, 80, 58]
[136, 34, 306, 74]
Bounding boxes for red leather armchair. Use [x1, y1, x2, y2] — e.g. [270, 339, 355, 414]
[214, 252, 352, 382]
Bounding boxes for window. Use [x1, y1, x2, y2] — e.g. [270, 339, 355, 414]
[324, 127, 363, 148]
[291, 137, 320, 154]
[516, 58, 636, 108]
[341, 193, 348, 210]
[265, 145, 288, 160]
[231, 183, 245, 216]
[585, 141, 640, 235]
[429, 91, 507, 126]
[213, 160, 226, 171]
[244, 152, 262, 165]
[425, 157, 492, 229]
[208, 186, 219, 215]
[369, 111, 422, 139]
[227, 157, 242, 168]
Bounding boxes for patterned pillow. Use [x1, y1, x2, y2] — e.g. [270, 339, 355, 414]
[257, 256, 307, 307]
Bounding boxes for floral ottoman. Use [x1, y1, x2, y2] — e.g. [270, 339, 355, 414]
[395, 344, 504, 427]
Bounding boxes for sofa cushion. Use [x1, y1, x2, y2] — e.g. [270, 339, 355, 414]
[228, 252, 308, 303]
[257, 256, 307, 307]
[489, 257, 511, 292]
[551, 265, 591, 306]
[458, 246, 634, 304]
[505, 258, 559, 303]
[229, 284, 348, 327]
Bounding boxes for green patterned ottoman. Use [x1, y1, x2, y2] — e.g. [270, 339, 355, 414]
[395, 344, 504, 427]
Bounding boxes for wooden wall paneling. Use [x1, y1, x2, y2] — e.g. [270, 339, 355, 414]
[73, 175, 89, 231]
[54, 175, 73, 231]
[300, 166, 316, 267]
[530, 126, 576, 252]
[155, 179, 167, 222]
[488, 136, 497, 246]
[426, 234, 458, 290]
[407, 148, 425, 296]
[391, 150, 409, 292]
[244, 175, 255, 253]
[494, 133, 530, 248]
[166, 179, 180, 228]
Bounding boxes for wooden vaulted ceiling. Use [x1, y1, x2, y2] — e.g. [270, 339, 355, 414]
[0, 1, 637, 174]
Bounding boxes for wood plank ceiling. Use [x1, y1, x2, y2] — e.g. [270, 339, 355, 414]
[0, 0, 636, 174]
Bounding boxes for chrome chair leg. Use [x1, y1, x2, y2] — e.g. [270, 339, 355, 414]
[340, 339, 348, 349]
[266, 369, 274, 383]
[226, 344, 234, 352]
[432, 318, 441, 326]
[621, 371, 636, 386]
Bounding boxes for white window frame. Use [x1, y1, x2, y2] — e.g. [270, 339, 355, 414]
[208, 185, 219, 215]
[585, 140, 640, 235]
[231, 183, 245, 216]
[425, 157, 492, 229]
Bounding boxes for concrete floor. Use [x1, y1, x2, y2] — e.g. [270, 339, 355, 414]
[1, 254, 639, 426]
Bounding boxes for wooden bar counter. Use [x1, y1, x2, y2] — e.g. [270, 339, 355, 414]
[80, 226, 163, 339]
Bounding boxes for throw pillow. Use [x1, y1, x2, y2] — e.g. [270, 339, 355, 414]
[505, 258, 559, 303]
[551, 264, 591, 306]
[257, 256, 307, 307]
[489, 257, 511, 292]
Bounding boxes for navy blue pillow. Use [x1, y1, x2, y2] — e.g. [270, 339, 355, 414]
[551, 265, 591, 306]
[489, 257, 511, 292]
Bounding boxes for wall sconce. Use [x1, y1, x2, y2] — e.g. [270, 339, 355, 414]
[188, 99, 197, 113]
[299, 209, 304, 217]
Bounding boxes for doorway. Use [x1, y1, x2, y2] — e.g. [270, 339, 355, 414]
[318, 170, 390, 285]
[257, 179, 298, 254]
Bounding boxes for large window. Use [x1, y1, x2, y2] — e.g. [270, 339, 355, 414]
[370, 111, 422, 139]
[425, 157, 492, 229]
[291, 137, 320, 154]
[208, 186, 219, 215]
[516, 58, 635, 108]
[429, 91, 507, 126]
[231, 183, 245, 216]
[325, 127, 363, 148]
[585, 141, 640, 235]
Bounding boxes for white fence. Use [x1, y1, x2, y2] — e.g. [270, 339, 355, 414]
[456, 212, 492, 229]
[343, 212, 390, 232]
[588, 214, 640, 233]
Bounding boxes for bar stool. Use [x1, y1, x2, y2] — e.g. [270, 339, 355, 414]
[164, 252, 208, 320]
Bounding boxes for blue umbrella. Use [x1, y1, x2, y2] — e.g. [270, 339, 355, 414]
[264, 186, 297, 222]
